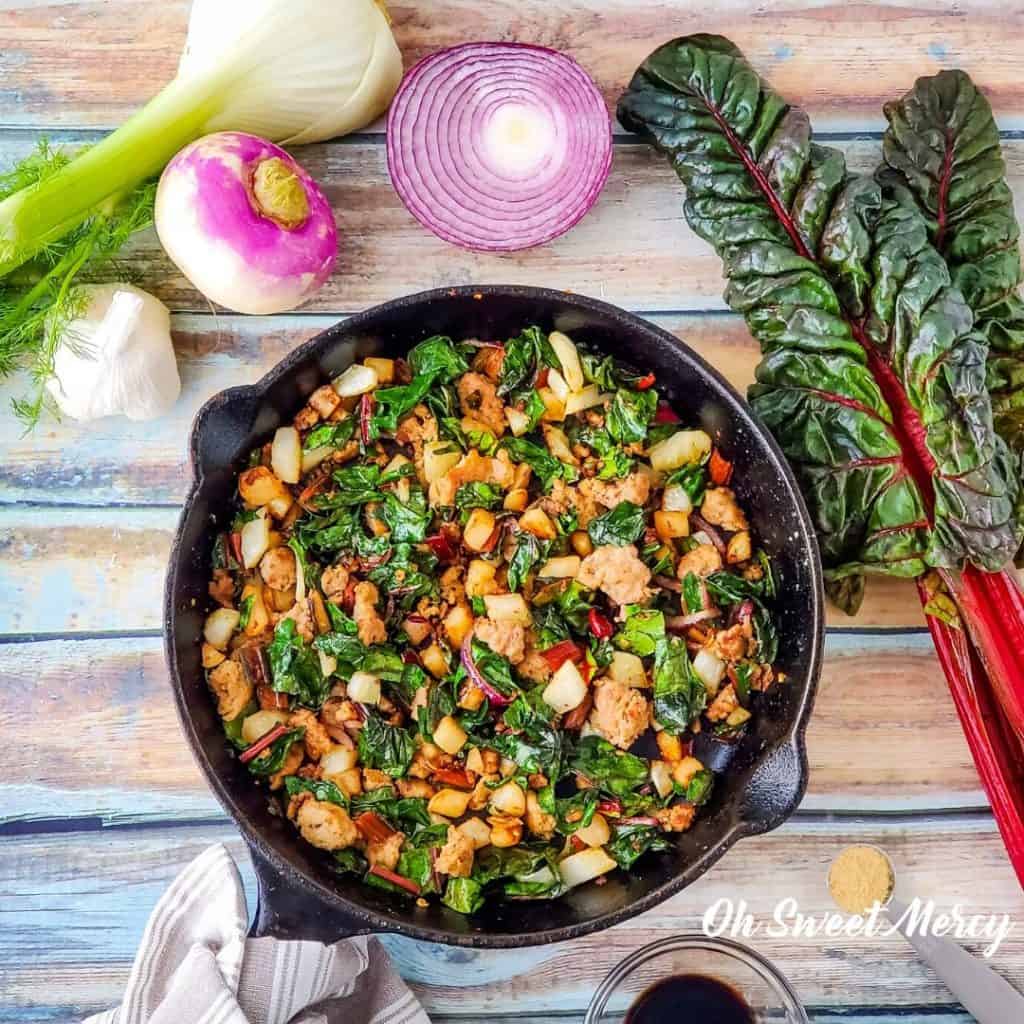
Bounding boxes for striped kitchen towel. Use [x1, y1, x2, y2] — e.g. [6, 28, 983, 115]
[85, 844, 430, 1024]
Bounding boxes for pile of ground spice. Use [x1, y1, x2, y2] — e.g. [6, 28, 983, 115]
[828, 845, 895, 914]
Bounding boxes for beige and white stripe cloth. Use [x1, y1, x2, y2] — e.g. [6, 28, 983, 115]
[85, 845, 430, 1024]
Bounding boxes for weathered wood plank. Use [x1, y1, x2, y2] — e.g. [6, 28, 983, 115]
[0, 633, 984, 829]
[0, 502, 925, 634]
[0, 136, 1022, 316]
[0, 817, 1018, 1019]
[4, 1, 1024, 133]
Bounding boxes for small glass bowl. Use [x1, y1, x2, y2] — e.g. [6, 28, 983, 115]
[584, 934, 809, 1023]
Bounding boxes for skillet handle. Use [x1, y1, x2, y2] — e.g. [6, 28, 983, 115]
[739, 736, 808, 835]
[248, 843, 375, 942]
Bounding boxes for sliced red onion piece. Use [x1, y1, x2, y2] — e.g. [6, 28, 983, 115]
[691, 513, 727, 557]
[666, 609, 719, 631]
[460, 635, 513, 706]
[617, 815, 661, 827]
[386, 42, 612, 252]
[653, 574, 682, 593]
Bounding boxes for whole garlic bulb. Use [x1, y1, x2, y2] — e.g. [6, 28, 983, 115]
[46, 284, 180, 421]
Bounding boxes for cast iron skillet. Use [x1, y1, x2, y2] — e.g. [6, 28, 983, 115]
[164, 284, 824, 947]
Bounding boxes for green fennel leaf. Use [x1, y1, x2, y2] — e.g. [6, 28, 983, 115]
[0, 143, 156, 428]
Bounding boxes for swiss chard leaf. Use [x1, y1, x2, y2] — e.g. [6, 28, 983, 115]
[607, 823, 672, 869]
[368, 544, 437, 611]
[245, 727, 304, 776]
[380, 487, 430, 543]
[587, 501, 646, 547]
[494, 694, 563, 779]
[615, 605, 665, 657]
[507, 532, 551, 593]
[618, 35, 1021, 611]
[350, 789, 432, 832]
[607, 388, 658, 444]
[555, 789, 599, 835]
[653, 635, 707, 734]
[501, 437, 578, 492]
[408, 335, 470, 382]
[570, 736, 649, 799]
[881, 70, 1024, 453]
[357, 712, 416, 778]
[304, 418, 355, 451]
[267, 618, 329, 708]
[455, 481, 503, 511]
[442, 877, 485, 914]
[371, 375, 435, 437]
[499, 326, 559, 399]
[284, 775, 348, 806]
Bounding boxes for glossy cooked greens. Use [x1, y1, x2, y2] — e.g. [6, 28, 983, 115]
[618, 34, 1022, 612]
[202, 327, 782, 911]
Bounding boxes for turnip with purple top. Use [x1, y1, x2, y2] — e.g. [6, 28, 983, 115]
[155, 132, 337, 315]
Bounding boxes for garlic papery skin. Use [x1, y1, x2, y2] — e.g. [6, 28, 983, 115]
[46, 284, 180, 422]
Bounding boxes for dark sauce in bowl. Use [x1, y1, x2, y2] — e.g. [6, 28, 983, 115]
[625, 973, 754, 1023]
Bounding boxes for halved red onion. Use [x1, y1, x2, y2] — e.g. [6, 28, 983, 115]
[386, 42, 612, 252]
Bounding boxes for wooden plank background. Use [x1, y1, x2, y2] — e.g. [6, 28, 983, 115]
[1, 2, 1022, 1021]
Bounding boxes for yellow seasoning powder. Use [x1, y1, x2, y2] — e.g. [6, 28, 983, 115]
[828, 845, 895, 914]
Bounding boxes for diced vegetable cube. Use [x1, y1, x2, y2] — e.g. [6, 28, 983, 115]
[271, 426, 302, 484]
[443, 603, 475, 648]
[240, 510, 271, 569]
[672, 756, 704, 788]
[564, 385, 607, 415]
[463, 508, 497, 551]
[465, 559, 498, 598]
[558, 847, 617, 889]
[423, 439, 461, 483]
[662, 483, 694, 513]
[543, 659, 588, 713]
[238, 466, 290, 509]
[606, 650, 648, 688]
[428, 788, 473, 818]
[506, 406, 532, 436]
[542, 423, 577, 465]
[421, 642, 450, 679]
[537, 387, 566, 422]
[434, 715, 468, 755]
[203, 607, 240, 651]
[650, 760, 675, 798]
[648, 429, 713, 473]
[654, 509, 690, 541]
[519, 507, 557, 540]
[364, 357, 395, 384]
[348, 671, 382, 705]
[241, 709, 289, 745]
[575, 812, 610, 848]
[538, 555, 581, 579]
[548, 331, 584, 392]
[321, 746, 359, 776]
[457, 816, 492, 850]
[332, 363, 379, 397]
[692, 648, 726, 694]
[489, 780, 526, 817]
[482, 593, 532, 625]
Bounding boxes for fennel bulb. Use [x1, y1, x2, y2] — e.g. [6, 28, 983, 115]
[0, 0, 401, 277]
